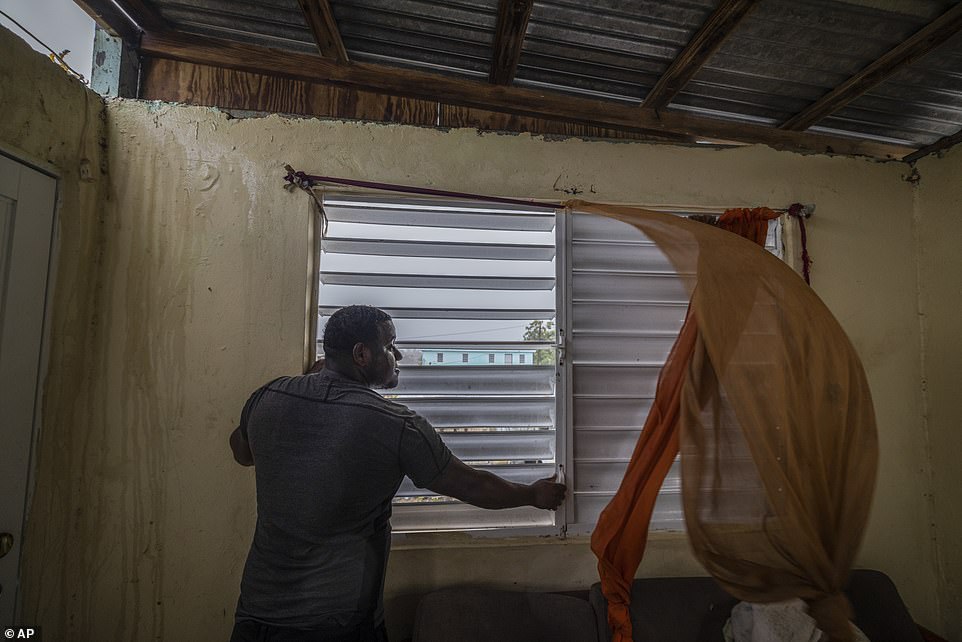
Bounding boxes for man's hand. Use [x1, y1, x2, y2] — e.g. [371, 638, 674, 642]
[529, 475, 566, 510]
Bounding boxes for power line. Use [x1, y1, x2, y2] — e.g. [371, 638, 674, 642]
[0, 8, 87, 82]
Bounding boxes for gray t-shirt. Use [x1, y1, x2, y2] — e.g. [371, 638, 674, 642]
[235, 370, 452, 630]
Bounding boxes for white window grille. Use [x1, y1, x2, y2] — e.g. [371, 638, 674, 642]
[315, 194, 782, 535]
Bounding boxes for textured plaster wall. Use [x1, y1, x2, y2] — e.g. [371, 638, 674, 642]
[915, 146, 962, 641]
[9, 65, 942, 639]
[0, 25, 108, 636]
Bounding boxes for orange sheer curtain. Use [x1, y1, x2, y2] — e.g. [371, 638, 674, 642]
[577, 202, 877, 642]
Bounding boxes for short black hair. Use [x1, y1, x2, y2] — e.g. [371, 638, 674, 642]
[323, 305, 393, 358]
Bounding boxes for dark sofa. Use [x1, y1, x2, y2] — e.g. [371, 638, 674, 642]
[412, 570, 924, 642]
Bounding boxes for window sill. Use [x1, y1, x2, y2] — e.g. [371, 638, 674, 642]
[390, 527, 686, 551]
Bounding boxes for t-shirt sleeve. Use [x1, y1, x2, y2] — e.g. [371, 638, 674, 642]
[398, 413, 453, 488]
[238, 384, 269, 441]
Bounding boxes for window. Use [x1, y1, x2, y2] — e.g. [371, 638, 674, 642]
[316, 194, 782, 535]
[317, 195, 559, 533]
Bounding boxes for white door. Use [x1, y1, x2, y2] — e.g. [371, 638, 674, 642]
[0, 154, 57, 624]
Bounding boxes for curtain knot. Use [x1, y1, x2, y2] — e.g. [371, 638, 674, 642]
[807, 592, 855, 642]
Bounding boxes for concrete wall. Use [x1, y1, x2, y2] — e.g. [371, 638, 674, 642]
[3, 24, 946, 637]
[0, 24, 108, 636]
[915, 146, 962, 641]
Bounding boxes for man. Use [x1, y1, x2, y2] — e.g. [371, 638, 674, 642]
[229, 305, 566, 641]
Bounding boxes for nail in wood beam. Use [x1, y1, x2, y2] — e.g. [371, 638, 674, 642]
[903, 127, 962, 163]
[490, 0, 534, 84]
[72, 0, 141, 44]
[642, 0, 758, 110]
[781, 2, 962, 131]
[297, 0, 349, 63]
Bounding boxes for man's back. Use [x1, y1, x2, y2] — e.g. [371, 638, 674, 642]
[236, 370, 451, 631]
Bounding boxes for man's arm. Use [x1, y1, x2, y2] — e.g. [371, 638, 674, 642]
[229, 426, 254, 466]
[426, 457, 565, 510]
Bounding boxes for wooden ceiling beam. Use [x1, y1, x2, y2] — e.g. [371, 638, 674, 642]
[903, 128, 962, 163]
[297, 0, 349, 63]
[490, 0, 534, 84]
[138, 30, 913, 160]
[73, 0, 142, 43]
[111, 0, 169, 34]
[781, 2, 962, 131]
[642, 0, 759, 110]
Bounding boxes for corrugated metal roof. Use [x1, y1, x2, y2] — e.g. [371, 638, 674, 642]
[142, 0, 962, 152]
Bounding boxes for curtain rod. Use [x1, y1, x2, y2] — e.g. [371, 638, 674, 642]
[282, 165, 814, 217]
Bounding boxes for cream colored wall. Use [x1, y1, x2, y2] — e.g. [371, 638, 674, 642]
[915, 146, 962, 641]
[10, 58, 943, 638]
[0, 25, 108, 636]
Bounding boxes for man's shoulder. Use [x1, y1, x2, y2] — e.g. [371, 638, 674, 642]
[263, 373, 418, 422]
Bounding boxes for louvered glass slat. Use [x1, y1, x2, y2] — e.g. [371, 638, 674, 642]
[403, 397, 554, 429]
[322, 272, 555, 290]
[570, 333, 678, 364]
[324, 196, 555, 231]
[322, 237, 555, 260]
[573, 428, 640, 460]
[573, 396, 655, 428]
[571, 242, 678, 272]
[572, 272, 689, 303]
[573, 491, 682, 530]
[438, 430, 556, 463]
[573, 460, 680, 493]
[572, 303, 688, 332]
[392, 504, 553, 532]
[573, 365, 660, 397]
[393, 365, 555, 395]
[319, 305, 555, 320]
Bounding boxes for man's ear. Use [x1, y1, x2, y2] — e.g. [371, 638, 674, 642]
[352, 341, 371, 366]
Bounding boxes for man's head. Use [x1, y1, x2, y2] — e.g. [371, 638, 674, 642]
[322, 305, 401, 389]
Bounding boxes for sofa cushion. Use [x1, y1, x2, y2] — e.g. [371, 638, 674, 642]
[589, 576, 736, 642]
[588, 570, 923, 642]
[412, 587, 599, 642]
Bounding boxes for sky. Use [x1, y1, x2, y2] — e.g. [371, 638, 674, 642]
[0, 0, 95, 83]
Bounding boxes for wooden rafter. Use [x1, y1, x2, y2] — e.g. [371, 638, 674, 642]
[111, 0, 169, 34]
[73, 0, 142, 43]
[490, 0, 534, 85]
[642, 0, 758, 110]
[781, 2, 962, 131]
[903, 128, 962, 163]
[138, 30, 913, 159]
[297, 0, 349, 63]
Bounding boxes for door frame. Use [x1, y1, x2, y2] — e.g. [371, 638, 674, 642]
[0, 144, 62, 623]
